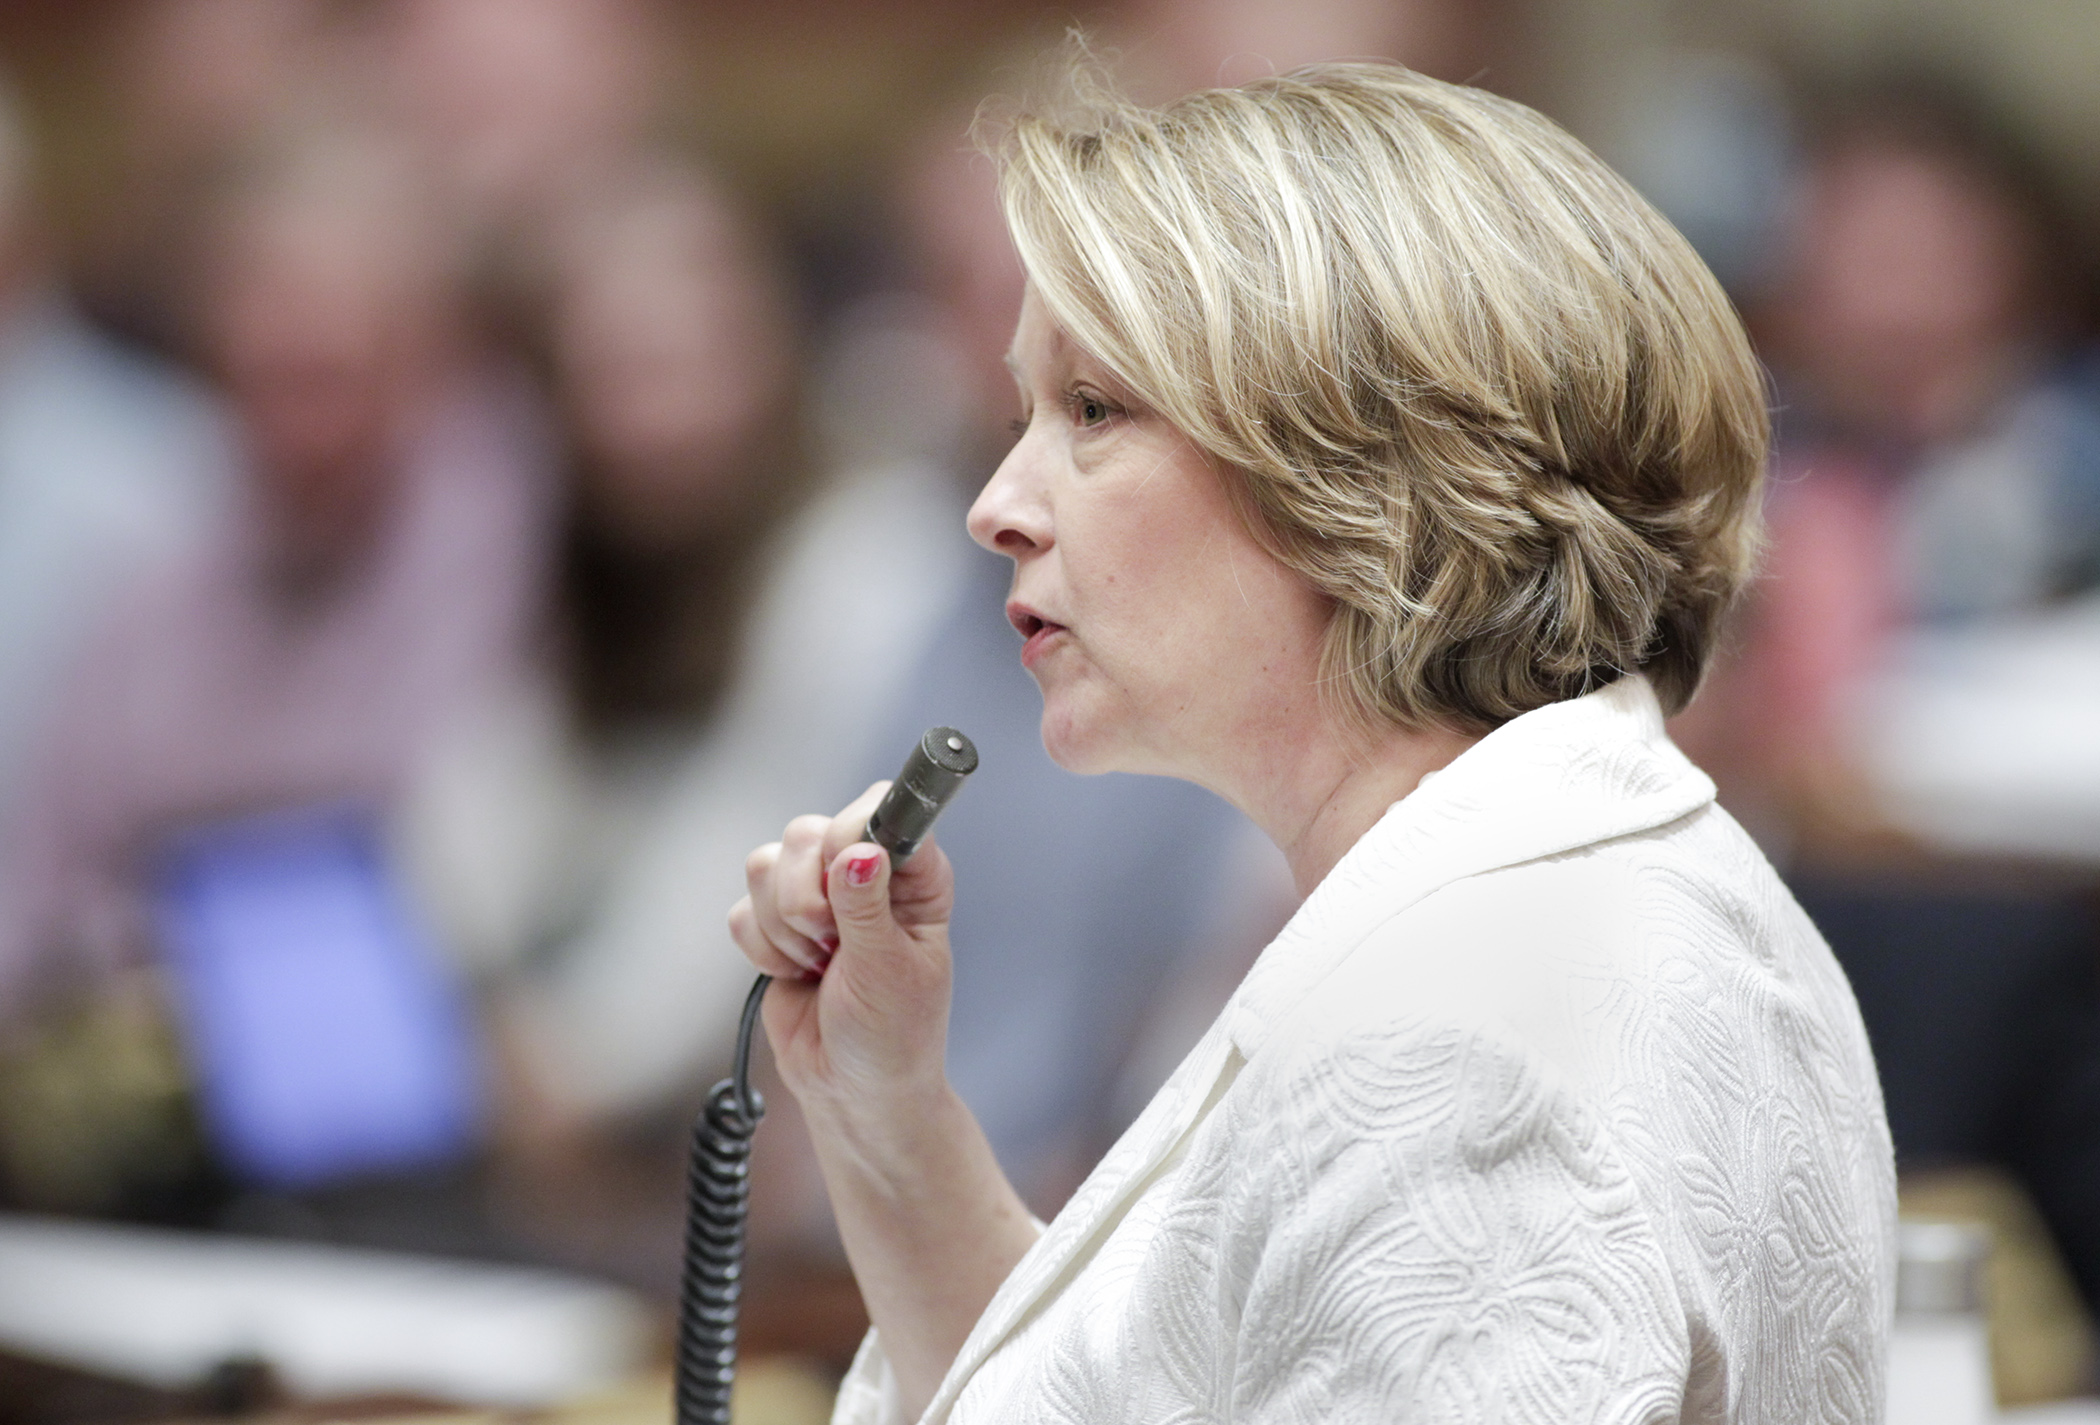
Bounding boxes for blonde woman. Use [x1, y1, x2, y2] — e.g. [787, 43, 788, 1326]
[732, 62, 1895, 1424]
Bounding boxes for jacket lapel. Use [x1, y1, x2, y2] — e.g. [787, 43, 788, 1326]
[922, 1018, 1242, 1422]
[920, 676, 1714, 1421]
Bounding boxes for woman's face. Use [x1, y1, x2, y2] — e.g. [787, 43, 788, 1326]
[969, 291, 1331, 782]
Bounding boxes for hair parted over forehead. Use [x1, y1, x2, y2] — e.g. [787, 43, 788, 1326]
[988, 54, 1769, 731]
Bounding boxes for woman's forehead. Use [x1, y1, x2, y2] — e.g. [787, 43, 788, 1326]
[1005, 292, 1061, 368]
[1005, 295, 1115, 388]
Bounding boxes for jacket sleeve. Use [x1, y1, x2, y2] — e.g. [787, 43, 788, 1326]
[1225, 1015, 1689, 1425]
[829, 1204, 1051, 1425]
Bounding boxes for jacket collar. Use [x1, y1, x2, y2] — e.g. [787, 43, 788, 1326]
[1223, 673, 1714, 1060]
[921, 675, 1713, 1422]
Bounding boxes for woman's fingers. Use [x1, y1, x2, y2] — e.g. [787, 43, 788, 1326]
[730, 785, 959, 1102]
[817, 782, 956, 929]
[776, 813, 840, 946]
[826, 839, 895, 941]
[739, 839, 830, 975]
[820, 782, 894, 865]
[887, 832, 952, 920]
[728, 893, 811, 979]
[733, 781, 954, 983]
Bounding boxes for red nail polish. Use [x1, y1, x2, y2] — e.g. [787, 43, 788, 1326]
[846, 852, 880, 887]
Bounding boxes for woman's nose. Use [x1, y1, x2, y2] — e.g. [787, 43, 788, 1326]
[967, 445, 1049, 558]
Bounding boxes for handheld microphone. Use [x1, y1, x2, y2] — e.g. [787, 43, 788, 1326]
[677, 728, 978, 1425]
[866, 727, 981, 865]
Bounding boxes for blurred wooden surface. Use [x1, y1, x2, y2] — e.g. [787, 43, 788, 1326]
[1904, 1166, 2097, 1407]
[0, 1353, 836, 1425]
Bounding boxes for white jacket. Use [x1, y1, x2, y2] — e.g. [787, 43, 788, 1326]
[833, 677, 1897, 1424]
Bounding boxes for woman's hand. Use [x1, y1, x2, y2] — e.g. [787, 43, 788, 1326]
[727, 783, 1037, 1416]
[728, 781, 956, 1119]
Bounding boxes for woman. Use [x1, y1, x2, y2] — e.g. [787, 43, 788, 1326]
[732, 62, 1895, 1423]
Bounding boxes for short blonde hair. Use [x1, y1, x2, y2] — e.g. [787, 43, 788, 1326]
[993, 60, 1768, 730]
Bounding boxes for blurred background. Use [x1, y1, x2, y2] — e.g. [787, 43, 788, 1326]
[0, 1, 2096, 1422]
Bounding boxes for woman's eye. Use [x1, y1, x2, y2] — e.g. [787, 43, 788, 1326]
[1073, 393, 1112, 428]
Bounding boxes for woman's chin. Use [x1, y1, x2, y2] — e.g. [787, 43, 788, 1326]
[1037, 704, 1126, 777]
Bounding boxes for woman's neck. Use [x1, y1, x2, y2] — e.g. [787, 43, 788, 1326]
[1217, 713, 1484, 900]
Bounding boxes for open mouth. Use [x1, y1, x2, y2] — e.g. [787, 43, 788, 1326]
[1007, 604, 1068, 667]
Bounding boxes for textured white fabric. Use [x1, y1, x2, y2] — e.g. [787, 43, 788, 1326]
[832, 677, 1896, 1425]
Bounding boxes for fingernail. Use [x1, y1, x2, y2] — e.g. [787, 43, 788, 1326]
[846, 852, 880, 887]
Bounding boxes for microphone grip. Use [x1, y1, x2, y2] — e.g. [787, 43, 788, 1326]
[864, 727, 979, 866]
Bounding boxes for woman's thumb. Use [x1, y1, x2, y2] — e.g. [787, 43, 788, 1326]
[828, 843, 892, 934]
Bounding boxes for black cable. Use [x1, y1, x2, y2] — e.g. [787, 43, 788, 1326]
[676, 974, 771, 1425]
[675, 728, 977, 1425]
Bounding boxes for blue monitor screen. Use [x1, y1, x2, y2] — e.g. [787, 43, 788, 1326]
[152, 805, 483, 1190]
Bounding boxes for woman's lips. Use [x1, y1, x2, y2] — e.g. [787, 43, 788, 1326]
[1007, 603, 1069, 670]
[1021, 623, 1068, 669]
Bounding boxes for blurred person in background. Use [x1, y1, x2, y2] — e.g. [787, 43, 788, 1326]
[77, 0, 673, 356]
[1693, 79, 2100, 832]
[373, 0, 669, 237]
[0, 71, 233, 825]
[75, 0, 341, 355]
[0, 118, 550, 1225]
[396, 160, 809, 1280]
[1681, 78, 2100, 1319]
[1112, 0, 1505, 96]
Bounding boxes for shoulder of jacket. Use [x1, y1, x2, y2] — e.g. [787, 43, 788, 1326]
[1250, 813, 1778, 1101]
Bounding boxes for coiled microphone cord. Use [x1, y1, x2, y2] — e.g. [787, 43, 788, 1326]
[677, 973, 771, 1425]
[675, 728, 977, 1425]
